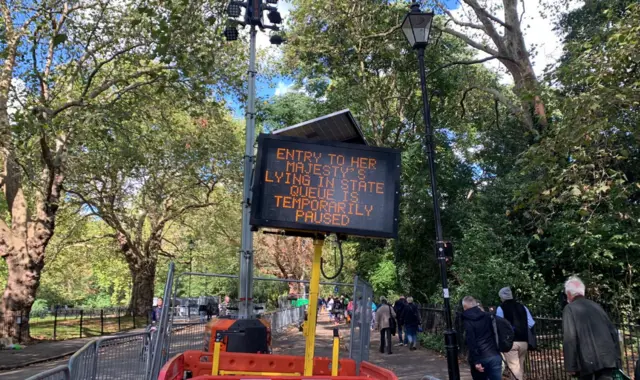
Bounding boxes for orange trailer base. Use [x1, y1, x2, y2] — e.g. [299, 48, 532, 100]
[158, 350, 398, 380]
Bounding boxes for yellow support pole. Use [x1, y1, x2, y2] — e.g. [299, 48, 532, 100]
[303, 238, 324, 376]
[211, 333, 222, 375]
[331, 328, 340, 376]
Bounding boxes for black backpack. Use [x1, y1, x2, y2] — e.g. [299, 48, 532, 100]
[491, 314, 515, 352]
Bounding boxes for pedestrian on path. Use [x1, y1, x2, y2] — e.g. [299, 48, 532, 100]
[461, 296, 502, 380]
[371, 301, 377, 331]
[495, 287, 534, 380]
[327, 296, 334, 322]
[401, 297, 421, 351]
[562, 276, 621, 380]
[375, 296, 396, 355]
[393, 295, 407, 346]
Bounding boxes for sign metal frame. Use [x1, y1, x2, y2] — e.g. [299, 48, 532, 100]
[250, 133, 401, 239]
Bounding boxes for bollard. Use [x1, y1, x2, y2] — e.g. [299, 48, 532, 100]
[332, 328, 340, 376]
[100, 309, 104, 335]
[118, 308, 121, 331]
[79, 309, 83, 338]
[212, 331, 222, 375]
[53, 309, 58, 341]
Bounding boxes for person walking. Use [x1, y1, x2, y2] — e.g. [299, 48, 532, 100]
[563, 276, 621, 380]
[219, 296, 230, 317]
[495, 287, 534, 380]
[375, 296, 396, 355]
[327, 296, 334, 322]
[461, 296, 502, 380]
[401, 296, 421, 351]
[371, 301, 378, 331]
[393, 295, 408, 346]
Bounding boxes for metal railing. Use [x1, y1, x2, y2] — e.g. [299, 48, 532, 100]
[4, 307, 151, 342]
[418, 307, 639, 379]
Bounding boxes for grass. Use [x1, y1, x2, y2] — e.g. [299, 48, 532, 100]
[28, 315, 150, 341]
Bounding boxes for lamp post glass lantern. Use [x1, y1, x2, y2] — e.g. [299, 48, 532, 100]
[401, 3, 460, 380]
[401, 3, 434, 49]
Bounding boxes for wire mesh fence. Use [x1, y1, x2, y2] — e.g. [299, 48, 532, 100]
[68, 339, 98, 380]
[349, 276, 373, 374]
[24, 365, 70, 380]
[94, 332, 152, 379]
[418, 306, 639, 379]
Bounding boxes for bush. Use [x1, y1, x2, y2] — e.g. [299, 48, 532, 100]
[31, 299, 49, 313]
[418, 331, 445, 354]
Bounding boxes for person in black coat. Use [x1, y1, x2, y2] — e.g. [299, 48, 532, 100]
[393, 296, 407, 346]
[462, 296, 502, 380]
[401, 297, 421, 350]
[563, 276, 621, 380]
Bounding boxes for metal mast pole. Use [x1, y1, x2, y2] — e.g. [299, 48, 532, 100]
[238, 24, 258, 320]
[417, 47, 460, 380]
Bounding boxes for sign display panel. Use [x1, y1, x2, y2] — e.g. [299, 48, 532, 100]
[251, 134, 401, 238]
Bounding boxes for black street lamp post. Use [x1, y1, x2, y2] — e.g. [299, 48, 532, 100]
[401, 3, 460, 380]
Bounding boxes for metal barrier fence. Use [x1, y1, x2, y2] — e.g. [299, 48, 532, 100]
[264, 306, 306, 332]
[418, 307, 639, 379]
[349, 276, 374, 374]
[26, 329, 153, 380]
[24, 365, 70, 380]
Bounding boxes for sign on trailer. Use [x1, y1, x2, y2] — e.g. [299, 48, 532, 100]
[251, 134, 401, 238]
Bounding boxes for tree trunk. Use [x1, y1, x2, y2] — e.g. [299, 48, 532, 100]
[128, 258, 157, 317]
[0, 245, 45, 341]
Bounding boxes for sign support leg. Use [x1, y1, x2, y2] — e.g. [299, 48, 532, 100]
[303, 238, 324, 376]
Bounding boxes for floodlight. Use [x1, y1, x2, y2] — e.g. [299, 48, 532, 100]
[223, 26, 239, 41]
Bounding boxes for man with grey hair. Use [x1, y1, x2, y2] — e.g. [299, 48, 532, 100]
[495, 287, 534, 380]
[563, 275, 620, 380]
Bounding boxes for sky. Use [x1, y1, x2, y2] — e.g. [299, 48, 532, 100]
[230, 0, 580, 116]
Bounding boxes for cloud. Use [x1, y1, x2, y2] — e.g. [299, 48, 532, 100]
[449, 0, 584, 83]
[274, 81, 295, 96]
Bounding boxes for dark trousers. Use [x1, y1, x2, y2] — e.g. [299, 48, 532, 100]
[379, 328, 392, 354]
[580, 368, 614, 380]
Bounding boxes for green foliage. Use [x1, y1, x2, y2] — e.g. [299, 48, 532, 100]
[31, 299, 49, 314]
[418, 332, 445, 354]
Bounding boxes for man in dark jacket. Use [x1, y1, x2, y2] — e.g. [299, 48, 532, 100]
[563, 276, 621, 380]
[496, 287, 534, 380]
[462, 296, 502, 380]
[393, 296, 407, 346]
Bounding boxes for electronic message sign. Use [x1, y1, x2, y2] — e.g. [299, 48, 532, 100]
[250, 134, 401, 238]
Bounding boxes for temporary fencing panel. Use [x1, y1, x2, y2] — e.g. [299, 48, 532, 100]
[68, 340, 98, 380]
[265, 306, 305, 332]
[25, 365, 70, 380]
[93, 332, 152, 379]
[168, 322, 208, 358]
[148, 262, 176, 380]
[349, 276, 373, 374]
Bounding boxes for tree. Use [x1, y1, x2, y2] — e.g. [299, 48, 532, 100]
[510, 1, 640, 314]
[280, 0, 508, 302]
[434, 0, 549, 135]
[255, 234, 312, 294]
[65, 87, 243, 315]
[0, 0, 244, 339]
